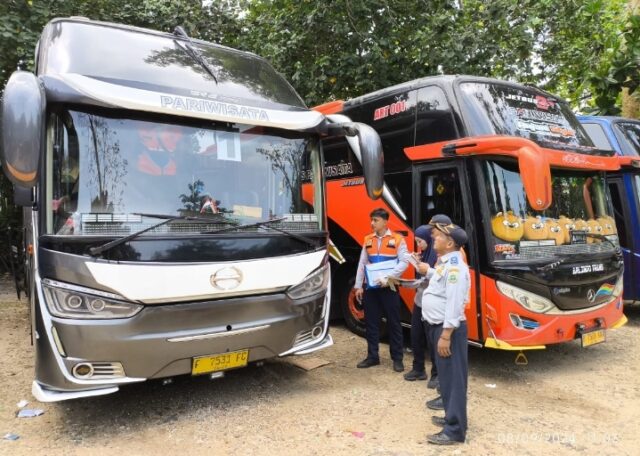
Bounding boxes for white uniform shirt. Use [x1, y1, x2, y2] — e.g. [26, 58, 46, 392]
[421, 251, 470, 329]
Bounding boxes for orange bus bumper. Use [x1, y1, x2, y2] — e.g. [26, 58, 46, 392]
[482, 278, 626, 350]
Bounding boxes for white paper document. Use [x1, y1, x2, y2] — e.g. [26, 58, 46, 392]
[365, 260, 398, 288]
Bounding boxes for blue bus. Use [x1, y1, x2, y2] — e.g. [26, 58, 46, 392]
[578, 116, 640, 303]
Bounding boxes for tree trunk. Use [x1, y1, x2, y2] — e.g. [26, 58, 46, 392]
[623, 0, 640, 119]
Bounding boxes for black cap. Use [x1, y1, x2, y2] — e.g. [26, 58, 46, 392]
[434, 223, 468, 246]
[426, 214, 452, 229]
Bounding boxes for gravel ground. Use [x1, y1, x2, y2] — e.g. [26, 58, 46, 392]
[1, 276, 639, 455]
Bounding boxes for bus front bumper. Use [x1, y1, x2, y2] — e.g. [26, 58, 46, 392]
[34, 290, 330, 401]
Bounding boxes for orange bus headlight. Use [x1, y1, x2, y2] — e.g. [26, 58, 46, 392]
[496, 281, 557, 314]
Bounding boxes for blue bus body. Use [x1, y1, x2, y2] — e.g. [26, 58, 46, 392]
[578, 115, 640, 303]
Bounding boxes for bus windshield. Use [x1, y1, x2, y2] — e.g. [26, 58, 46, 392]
[614, 122, 640, 156]
[481, 160, 618, 263]
[47, 109, 323, 236]
[459, 82, 601, 154]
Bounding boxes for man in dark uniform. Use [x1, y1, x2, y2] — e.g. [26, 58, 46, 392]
[421, 222, 470, 445]
[354, 208, 409, 372]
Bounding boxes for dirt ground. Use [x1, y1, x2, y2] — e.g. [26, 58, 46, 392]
[1, 277, 639, 456]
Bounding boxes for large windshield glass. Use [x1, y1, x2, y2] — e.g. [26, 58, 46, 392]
[482, 160, 617, 262]
[42, 21, 305, 109]
[47, 109, 323, 236]
[459, 82, 600, 153]
[614, 122, 640, 156]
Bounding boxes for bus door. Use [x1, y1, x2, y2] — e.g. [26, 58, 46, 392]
[608, 174, 640, 302]
[413, 161, 482, 342]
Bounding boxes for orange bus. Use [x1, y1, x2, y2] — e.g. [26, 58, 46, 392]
[315, 75, 627, 351]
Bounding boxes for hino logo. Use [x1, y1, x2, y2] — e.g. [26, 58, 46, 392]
[160, 95, 270, 121]
[586, 289, 596, 303]
[210, 267, 243, 290]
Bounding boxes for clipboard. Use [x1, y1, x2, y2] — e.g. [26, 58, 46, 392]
[365, 259, 398, 288]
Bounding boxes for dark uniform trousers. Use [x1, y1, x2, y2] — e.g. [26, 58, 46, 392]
[363, 287, 403, 362]
[425, 320, 468, 442]
[410, 305, 437, 376]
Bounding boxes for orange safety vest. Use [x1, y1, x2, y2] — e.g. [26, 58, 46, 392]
[364, 231, 404, 264]
[137, 152, 177, 176]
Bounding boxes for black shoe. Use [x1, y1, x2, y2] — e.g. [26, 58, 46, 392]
[393, 360, 405, 372]
[426, 396, 444, 410]
[426, 431, 463, 445]
[403, 369, 427, 381]
[431, 416, 446, 426]
[427, 375, 439, 389]
[356, 358, 380, 368]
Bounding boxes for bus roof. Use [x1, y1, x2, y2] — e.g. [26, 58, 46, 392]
[36, 18, 325, 131]
[341, 75, 566, 109]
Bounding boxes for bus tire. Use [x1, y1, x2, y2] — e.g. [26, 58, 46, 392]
[340, 276, 367, 337]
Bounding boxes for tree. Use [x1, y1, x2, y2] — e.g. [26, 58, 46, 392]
[622, 0, 640, 118]
[237, 0, 635, 113]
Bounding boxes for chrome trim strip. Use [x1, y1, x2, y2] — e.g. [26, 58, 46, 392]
[279, 274, 332, 357]
[167, 324, 271, 342]
[290, 334, 334, 356]
[85, 250, 326, 304]
[51, 326, 66, 357]
[32, 381, 119, 403]
[56, 73, 326, 131]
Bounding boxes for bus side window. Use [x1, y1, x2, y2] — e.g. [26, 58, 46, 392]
[419, 166, 472, 269]
[348, 90, 417, 173]
[419, 168, 465, 229]
[415, 86, 458, 145]
[608, 180, 629, 249]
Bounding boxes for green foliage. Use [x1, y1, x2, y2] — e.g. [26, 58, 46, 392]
[236, 0, 635, 112]
[584, 13, 640, 115]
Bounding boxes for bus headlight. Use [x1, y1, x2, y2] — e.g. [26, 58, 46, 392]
[286, 263, 329, 300]
[612, 275, 623, 298]
[496, 281, 557, 314]
[42, 279, 143, 319]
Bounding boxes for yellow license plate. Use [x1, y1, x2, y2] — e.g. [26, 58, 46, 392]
[192, 350, 249, 375]
[581, 329, 605, 347]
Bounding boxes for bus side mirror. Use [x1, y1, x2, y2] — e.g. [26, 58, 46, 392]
[324, 115, 384, 200]
[1, 71, 45, 188]
[352, 122, 384, 199]
[519, 146, 552, 211]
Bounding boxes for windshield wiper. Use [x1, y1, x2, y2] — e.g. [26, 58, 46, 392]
[531, 234, 621, 273]
[519, 251, 577, 273]
[88, 213, 238, 257]
[173, 26, 218, 84]
[201, 217, 319, 247]
[584, 232, 621, 252]
[132, 212, 238, 224]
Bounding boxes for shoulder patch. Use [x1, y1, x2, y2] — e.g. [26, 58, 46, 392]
[448, 271, 459, 284]
[450, 256, 459, 265]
